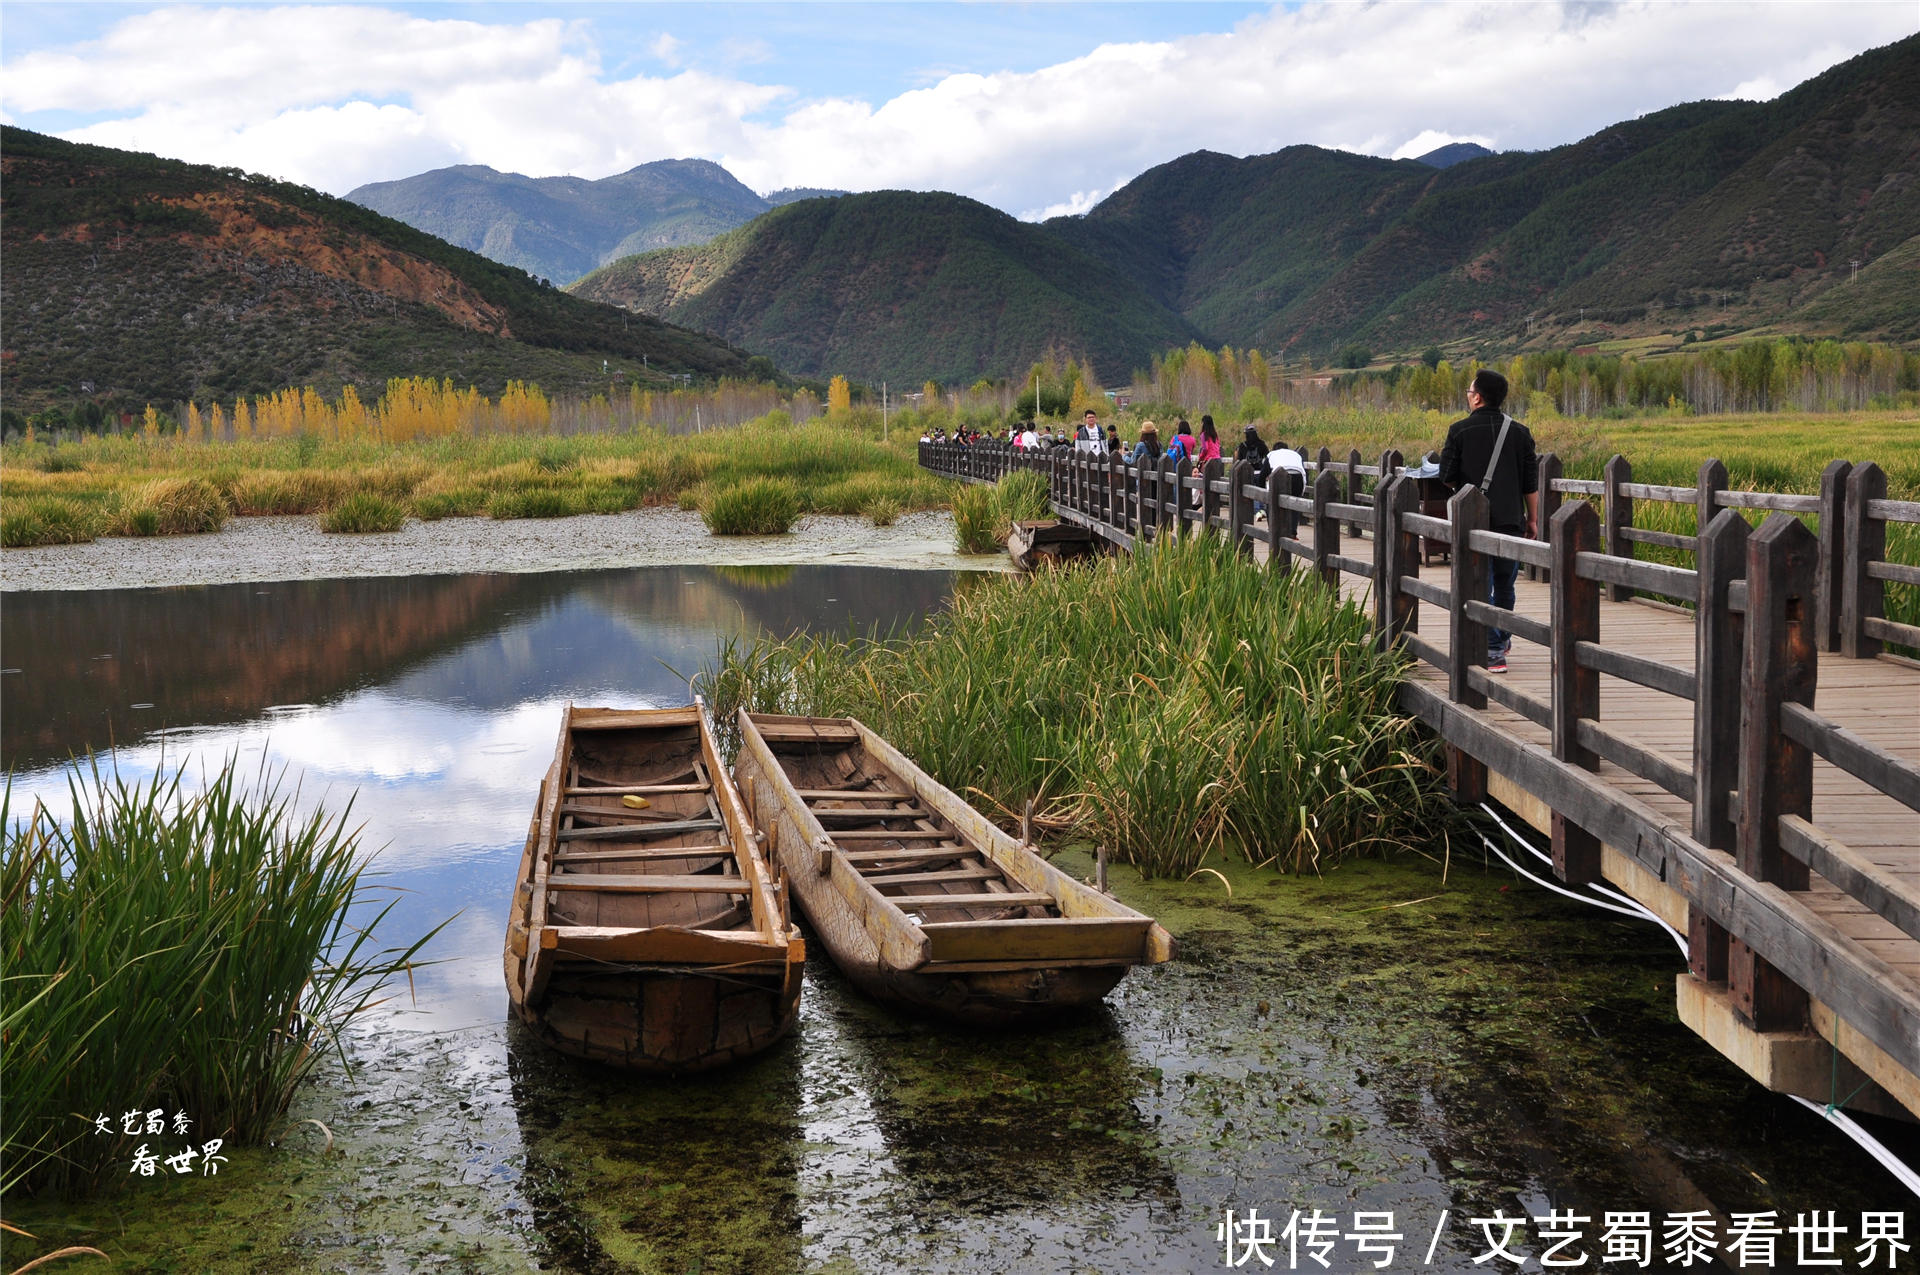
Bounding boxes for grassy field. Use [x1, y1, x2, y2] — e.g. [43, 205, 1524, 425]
[0, 410, 951, 547]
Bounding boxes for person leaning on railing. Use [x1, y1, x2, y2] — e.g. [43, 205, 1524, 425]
[1439, 369, 1539, 675]
[1235, 425, 1271, 519]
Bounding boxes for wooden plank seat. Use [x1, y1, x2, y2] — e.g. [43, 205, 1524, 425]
[545, 874, 752, 894]
[557, 818, 725, 842]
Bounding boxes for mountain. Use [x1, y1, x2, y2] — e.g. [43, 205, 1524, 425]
[1045, 32, 1919, 356]
[1, 128, 759, 412]
[1414, 142, 1495, 169]
[765, 188, 848, 207]
[568, 190, 1200, 385]
[348, 159, 773, 287]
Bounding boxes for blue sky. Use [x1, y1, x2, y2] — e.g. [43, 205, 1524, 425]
[3, 3, 1913, 217]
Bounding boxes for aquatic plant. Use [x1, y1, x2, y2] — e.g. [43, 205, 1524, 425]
[862, 495, 903, 527]
[487, 488, 570, 519]
[703, 477, 802, 535]
[320, 491, 407, 534]
[0, 761, 439, 1197]
[0, 495, 99, 547]
[949, 483, 1000, 554]
[703, 535, 1458, 877]
[107, 477, 228, 537]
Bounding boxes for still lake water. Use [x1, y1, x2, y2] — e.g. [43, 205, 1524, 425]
[6, 564, 1918, 1274]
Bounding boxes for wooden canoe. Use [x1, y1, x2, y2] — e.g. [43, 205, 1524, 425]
[734, 711, 1174, 1025]
[505, 703, 802, 1071]
[1007, 519, 1100, 571]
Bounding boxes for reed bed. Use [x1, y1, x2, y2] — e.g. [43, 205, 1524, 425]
[949, 470, 1053, 554]
[701, 536, 1458, 879]
[702, 477, 802, 535]
[0, 414, 951, 547]
[0, 761, 437, 1198]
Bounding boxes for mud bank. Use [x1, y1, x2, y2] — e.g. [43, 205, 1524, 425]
[0, 509, 1000, 592]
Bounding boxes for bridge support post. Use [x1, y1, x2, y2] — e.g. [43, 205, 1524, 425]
[1693, 506, 1748, 854]
[1550, 500, 1600, 770]
[1372, 449, 1403, 592]
[1313, 470, 1341, 588]
[1841, 461, 1886, 659]
[1346, 448, 1363, 538]
[1531, 452, 1562, 583]
[1448, 485, 1489, 708]
[1603, 454, 1634, 602]
[1267, 466, 1289, 574]
[1732, 512, 1819, 1032]
[1378, 476, 1419, 654]
[1816, 458, 1853, 652]
[1229, 460, 1253, 557]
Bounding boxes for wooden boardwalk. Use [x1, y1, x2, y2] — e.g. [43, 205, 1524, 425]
[922, 440, 1920, 1119]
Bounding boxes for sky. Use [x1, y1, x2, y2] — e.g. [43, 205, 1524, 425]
[3, 2, 1915, 220]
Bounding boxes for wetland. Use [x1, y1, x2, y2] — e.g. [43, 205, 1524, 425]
[3, 561, 1917, 1274]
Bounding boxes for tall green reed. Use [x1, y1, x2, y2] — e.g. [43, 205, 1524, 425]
[701, 536, 1457, 878]
[1, 759, 440, 1197]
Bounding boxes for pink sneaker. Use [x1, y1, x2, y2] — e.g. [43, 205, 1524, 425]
[1486, 653, 1508, 674]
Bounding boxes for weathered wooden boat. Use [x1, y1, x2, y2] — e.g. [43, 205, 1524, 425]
[1006, 518, 1100, 571]
[505, 703, 802, 1071]
[734, 712, 1174, 1024]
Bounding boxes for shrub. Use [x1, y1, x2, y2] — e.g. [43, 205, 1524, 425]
[0, 496, 99, 547]
[993, 469, 1052, 537]
[703, 478, 801, 535]
[320, 491, 407, 533]
[488, 488, 571, 519]
[110, 478, 228, 536]
[863, 496, 903, 527]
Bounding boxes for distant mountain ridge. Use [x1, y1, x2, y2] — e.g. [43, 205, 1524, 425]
[569, 190, 1199, 384]
[1, 128, 757, 409]
[348, 159, 777, 286]
[1413, 142, 1495, 168]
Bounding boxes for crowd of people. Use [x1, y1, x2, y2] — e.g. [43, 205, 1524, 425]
[921, 369, 1539, 675]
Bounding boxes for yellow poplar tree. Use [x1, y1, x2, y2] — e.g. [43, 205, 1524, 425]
[828, 375, 851, 414]
[921, 380, 940, 413]
[210, 401, 226, 440]
[185, 402, 203, 442]
[142, 404, 160, 437]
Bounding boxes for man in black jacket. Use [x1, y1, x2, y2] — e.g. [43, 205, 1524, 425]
[1439, 370, 1538, 674]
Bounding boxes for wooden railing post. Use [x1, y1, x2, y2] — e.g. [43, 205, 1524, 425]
[1602, 453, 1634, 602]
[1228, 459, 1252, 557]
[1550, 500, 1601, 770]
[1695, 457, 1727, 554]
[1266, 465, 1289, 573]
[1372, 448, 1403, 599]
[1175, 455, 1195, 541]
[1202, 457, 1223, 540]
[1449, 485, 1490, 708]
[1345, 448, 1363, 537]
[1732, 512, 1819, 1031]
[1378, 475, 1420, 653]
[1313, 469, 1340, 588]
[1816, 458, 1853, 652]
[1531, 452, 1562, 583]
[1688, 506, 1748, 983]
[1840, 461, 1886, 659]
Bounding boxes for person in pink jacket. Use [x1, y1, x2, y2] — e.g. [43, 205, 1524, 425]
[1194, 415, 1223, 465]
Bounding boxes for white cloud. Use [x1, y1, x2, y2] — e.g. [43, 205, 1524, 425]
[3, 3, 1912, 210]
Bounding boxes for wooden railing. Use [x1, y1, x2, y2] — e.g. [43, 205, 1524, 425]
[921, 437, 1920, 1076]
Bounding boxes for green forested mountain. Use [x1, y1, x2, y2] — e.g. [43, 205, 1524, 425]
[0, 128, 756, 411]
[569, 191, 1199, 384]
[1049, 31, 1920, 356]
[347, 160, 775, 286]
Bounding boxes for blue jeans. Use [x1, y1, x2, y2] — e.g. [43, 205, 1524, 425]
[1488, 554, 1520, 658]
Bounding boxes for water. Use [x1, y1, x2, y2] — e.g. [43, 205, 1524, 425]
[5, 565, 1918, 1274]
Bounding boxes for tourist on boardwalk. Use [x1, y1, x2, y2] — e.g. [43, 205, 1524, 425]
[1019, 421, 1041, 450]
[1077, 410, 1103, 453]
[1439, 369, 1538, 675]
[1167, 419, 1196, 464]
[1195, 417, 1222, 465]
[1129, 422, 1162, 467]
[1235, 426, 1271, 517]
[1266, 439, 1307, 537]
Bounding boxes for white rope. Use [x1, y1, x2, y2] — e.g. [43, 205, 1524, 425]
[1476, 803, 1689, 959]
[1789, 1096, 1920, 1201]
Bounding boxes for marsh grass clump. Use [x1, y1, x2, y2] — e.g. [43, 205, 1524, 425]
[0, 495, 100, 547]
[703, 477, 801, 535]
[108, 477, 228, 536]
[320, 491, 408, 533]
[488, 488, 571, 519]
[949, 470, 1053, 553]
[0, 761, 439, 1197]
[863, 496, 903, 527]
[703, 536, 1456, 877]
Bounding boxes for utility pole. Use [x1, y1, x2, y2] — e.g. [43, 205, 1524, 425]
[882, 381, 888, 441]
[1850, 260, 1861, 283]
